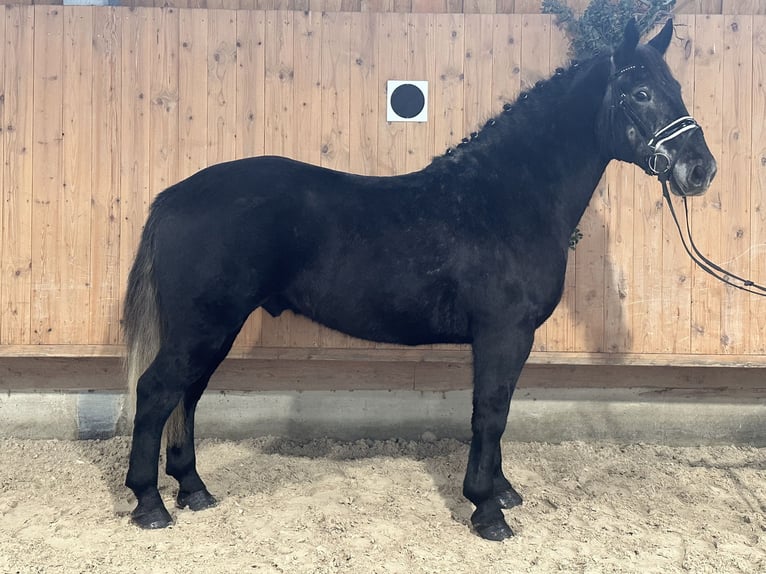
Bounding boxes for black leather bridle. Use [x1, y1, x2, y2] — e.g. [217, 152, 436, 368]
[612, 65, 766, 296]
[612, 64, 701, 179]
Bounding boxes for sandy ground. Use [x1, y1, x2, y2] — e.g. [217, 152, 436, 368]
[0, 437, 765, 574]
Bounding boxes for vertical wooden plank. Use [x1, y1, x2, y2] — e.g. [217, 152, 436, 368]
[723, 0, 766, 14]
[320, 11, 360, 349]
[719, 15, 753, 353]
[370, 11, 406, 363]
[119, 8, 152, 331]
[320, 11, 351, 172]
[514, 0, 540, 14]
[603, 163, 635, 353]
[631, 172, 664, 352]
[61, 3, 94, 337]
[556, 15, 606, 354]
[178, 8, 208, 181]
[572, 183, 606, 352]
[491, 14, 521, 111]
[751, 15, 766, 353]
[260, 10, 294, 347]
[263, 11, 294, 160]
[690, 15, 725, 354]
[463, 14, 491, 136]
[236, 9, 265, 161]
[276, 9, 323, 348]
[208, 10, 237, 166]
[496, 0, 515, 14]
[1, 6, 34, 345]
[411, 0, 448, 12]
[362, 0, 393, 10]
[338, 11, 385, 351]
[554, 17, 579, 352]
[0, 9, 4, 342]
[349, 11, 380, 176]
[432, 13, 463, 154]
[90, 8, 122, 345]
[149, 7, 180, 199]
[231, 9, 267, 351]
[519, 15, 548, 91]
[31, 6, 64, 344]
[519, 14, 553, 352]
[294, 10, 322, 166]
[676, 0, 723, 14]
[625, 22, 668, 354]
[464, 0, 494, 13]
[549, 13, 569, 70]
[659, 15, 695, 354]
[405, 12, 435, 172]
[376, 11, 408, 176]
[422, 13, 464, 355]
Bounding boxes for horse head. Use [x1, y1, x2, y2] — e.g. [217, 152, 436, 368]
[600, 19, 717, 197]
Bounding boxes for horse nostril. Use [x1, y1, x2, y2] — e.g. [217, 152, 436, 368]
[690, 164, 707, 187]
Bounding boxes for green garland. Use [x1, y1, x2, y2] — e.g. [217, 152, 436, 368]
[542, 0, 676, 60]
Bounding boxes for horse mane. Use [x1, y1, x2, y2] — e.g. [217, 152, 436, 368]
[429, 53, 614, 170]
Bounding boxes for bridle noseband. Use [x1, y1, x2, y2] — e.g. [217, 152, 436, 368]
[609, 64, 766, 297]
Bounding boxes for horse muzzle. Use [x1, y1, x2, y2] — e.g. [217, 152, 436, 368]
[668, 156, 717, 196]
[646, 117, 717, 197]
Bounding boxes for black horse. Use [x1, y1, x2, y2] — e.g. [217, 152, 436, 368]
[124, 20, 716, 540]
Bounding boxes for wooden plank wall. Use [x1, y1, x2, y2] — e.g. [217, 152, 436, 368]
[1, 1, 766, 15]
[2, 8, 766, 368]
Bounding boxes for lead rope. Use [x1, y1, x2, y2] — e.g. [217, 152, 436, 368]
[661, 178, 766, 296]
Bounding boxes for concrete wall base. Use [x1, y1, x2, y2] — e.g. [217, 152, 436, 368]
[1, 388, 765, 445]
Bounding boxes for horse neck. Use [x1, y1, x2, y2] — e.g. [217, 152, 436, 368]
[457, 58, 613, 241]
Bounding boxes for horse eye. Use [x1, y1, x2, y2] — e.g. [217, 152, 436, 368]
[633, 89, 651, 102]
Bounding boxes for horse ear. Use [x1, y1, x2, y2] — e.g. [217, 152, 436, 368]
[647, 19, 674, 56]
[614, 18, 640, 66]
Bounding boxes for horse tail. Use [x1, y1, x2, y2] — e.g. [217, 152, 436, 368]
[124, 217, 186, 447]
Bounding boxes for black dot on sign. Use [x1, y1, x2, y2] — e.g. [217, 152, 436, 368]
[390, 84, 425, 119]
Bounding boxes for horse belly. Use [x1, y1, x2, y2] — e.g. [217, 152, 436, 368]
[284, 271, 471, 346]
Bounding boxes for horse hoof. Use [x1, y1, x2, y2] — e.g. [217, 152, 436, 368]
[131, 506, 173, 530]
[474, 518, 514, 541]
[495, 488, 523, 510]
[176, 489, 217, 512]
[471, 506, 514, 541]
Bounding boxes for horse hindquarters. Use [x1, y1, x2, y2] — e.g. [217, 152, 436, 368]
[463, 322, 534, 541]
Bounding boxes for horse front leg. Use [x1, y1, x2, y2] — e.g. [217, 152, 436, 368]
[463, 325, 533, 541]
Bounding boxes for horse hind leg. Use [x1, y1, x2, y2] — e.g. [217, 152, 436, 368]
[492, 443, 523, 510]
[165, 371, 220, 513]
[126, 328, 241, 529]
[126, 351, 189, 529]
